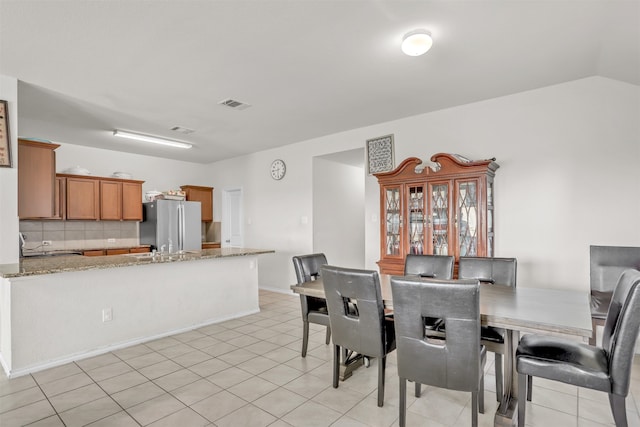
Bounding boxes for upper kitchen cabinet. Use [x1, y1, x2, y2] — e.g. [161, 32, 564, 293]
[59, 174, 144, 221]
[376, 154, 499, 275]
[64, 175, 100, 220]
[181, 185, 214, 222]
[18, 139, 61, 219]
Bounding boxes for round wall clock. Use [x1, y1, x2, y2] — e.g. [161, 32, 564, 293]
[270, 159, 286, 180]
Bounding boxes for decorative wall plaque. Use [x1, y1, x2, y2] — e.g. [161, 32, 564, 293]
[366, 134, 394, 174]
[0, 100, 11, 167]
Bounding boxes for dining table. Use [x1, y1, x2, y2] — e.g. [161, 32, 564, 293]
[291, 273, 592, 427]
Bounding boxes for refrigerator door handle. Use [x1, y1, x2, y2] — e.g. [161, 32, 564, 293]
[178, 203, 184, 253]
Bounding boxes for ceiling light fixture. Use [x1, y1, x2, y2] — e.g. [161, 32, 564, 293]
[401, 29, 433, 56]
[113, 130, 192, 149]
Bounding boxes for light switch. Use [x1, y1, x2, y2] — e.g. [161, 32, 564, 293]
[301, 216, 308, 224]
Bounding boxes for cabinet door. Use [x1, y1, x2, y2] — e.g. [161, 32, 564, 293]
[18, 140, 59, 218]
[66, 177, 100, 220]
[181, 186, 213, 222]
[122, 182, 143, 221]
[427, 181, 452, 256]
[455, 179, 480, 257]
[406, 184, 426, 255]
[100, 181, 122, 220]
[381, 185, 403, 259]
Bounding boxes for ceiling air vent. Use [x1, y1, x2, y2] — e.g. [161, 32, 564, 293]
[170, 126, 195, 134]
[218, 98, 251, 111]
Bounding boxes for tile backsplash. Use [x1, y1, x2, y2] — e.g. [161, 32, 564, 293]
[20, 221, 139, 252]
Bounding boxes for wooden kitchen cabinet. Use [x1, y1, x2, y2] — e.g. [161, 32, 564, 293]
[65, 176, 100, 220]
[122, 182, 143, 220]
[52, 176, 66, 220]
[58, 174, 144, 221]
[100, 180, 122, 220]
[375, 154, 499, 275]
[181, 185, 214, 222]
[18, 139, 61, 219]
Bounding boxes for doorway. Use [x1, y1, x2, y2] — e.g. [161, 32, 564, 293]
[222, 188, 243, 247]
[313, 148, 365, 268]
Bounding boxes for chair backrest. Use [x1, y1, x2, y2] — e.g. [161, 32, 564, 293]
[590, 246, 640, 293]
[602, 268, 640, 396]
[292, 253, 328, 284]
[320, 265, 386, 357]
[458, 257, 517, 288]
[404, 254, 455, 279]
[390, 276, 481, 392]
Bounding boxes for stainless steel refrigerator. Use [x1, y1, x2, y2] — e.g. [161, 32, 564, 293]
[140, 200, 201, 253]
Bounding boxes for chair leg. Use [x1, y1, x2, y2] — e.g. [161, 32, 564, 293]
[333, 344, 340, 388]
[471, 391, 478, 427]
[589, 318, 597, 346]
[301, 320, 310, 357]
[527, 375, 532, 401]
[377, 356, 386, 407]
[495, 353, 503, 401]
[399, 377, 407, 427]
[609, 393, 628, 427]
[518, 373, 527, 427]
[325, 325, 331, 345]
[415, 382, 421, 397]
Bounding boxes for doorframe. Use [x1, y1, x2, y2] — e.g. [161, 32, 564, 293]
[221, 187, 244, 248]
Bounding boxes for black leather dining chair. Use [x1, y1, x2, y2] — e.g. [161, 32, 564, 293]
[458, 256, 517, 401]
[403, 254, 456, 396]
[589, 246, 640, 345]
[320, 265, 396, 407]
[516, 268, 640, 427]
[292, 254, 331, 357]
[404, 254, 455, 279]
[391, 276, 486, 427]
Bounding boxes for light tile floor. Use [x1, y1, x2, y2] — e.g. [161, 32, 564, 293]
[2, 289, 640, 426]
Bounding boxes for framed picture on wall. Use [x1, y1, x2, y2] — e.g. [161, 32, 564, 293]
[366, 134, 394, 174]
[0, 100, 12, 168]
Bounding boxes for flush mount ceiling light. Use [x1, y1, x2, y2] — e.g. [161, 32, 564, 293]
[401, 29, 433, 56]
[113, 130, 192, 149]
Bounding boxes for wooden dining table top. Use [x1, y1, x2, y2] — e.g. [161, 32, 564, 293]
[291, 274, 593, 341]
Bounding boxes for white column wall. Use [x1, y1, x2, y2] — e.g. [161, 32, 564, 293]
[0, 76, 19, 264]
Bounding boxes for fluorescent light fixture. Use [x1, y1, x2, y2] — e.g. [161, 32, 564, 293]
[113, 130, 192, 149]
[401, 29, 433, 56]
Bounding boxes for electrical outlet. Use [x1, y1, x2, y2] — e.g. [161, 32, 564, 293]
[107, 238, 116, 243]
[42, 240, 52, 246]
[102, 308, 113, 322]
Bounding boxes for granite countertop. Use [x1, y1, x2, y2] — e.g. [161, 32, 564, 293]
[0, 248, 275, 278]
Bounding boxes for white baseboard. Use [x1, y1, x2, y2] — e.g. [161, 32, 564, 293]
[2, 308, 259, 379]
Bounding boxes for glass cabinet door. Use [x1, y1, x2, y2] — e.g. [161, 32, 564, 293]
[407, 184, 426, 255]
[429, 182, 450, 255]
[383, 186, 402, 256]
[456, 179, 479, 257]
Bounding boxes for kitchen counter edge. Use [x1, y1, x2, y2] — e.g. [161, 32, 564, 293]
[0, 248, 275, 278]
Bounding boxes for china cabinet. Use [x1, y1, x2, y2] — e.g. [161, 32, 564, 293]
[375, 153, 499, 275]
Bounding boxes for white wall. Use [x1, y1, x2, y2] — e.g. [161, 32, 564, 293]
[205, 76, 639, 293]
[54, 143, 210, 194]
[0, 76, 19, 264]
[313, 156, 365, 268]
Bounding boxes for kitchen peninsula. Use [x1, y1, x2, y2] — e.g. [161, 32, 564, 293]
[0, 248, 274, 378]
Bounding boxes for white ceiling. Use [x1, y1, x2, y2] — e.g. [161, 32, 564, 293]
[1, 0, 638, 164]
